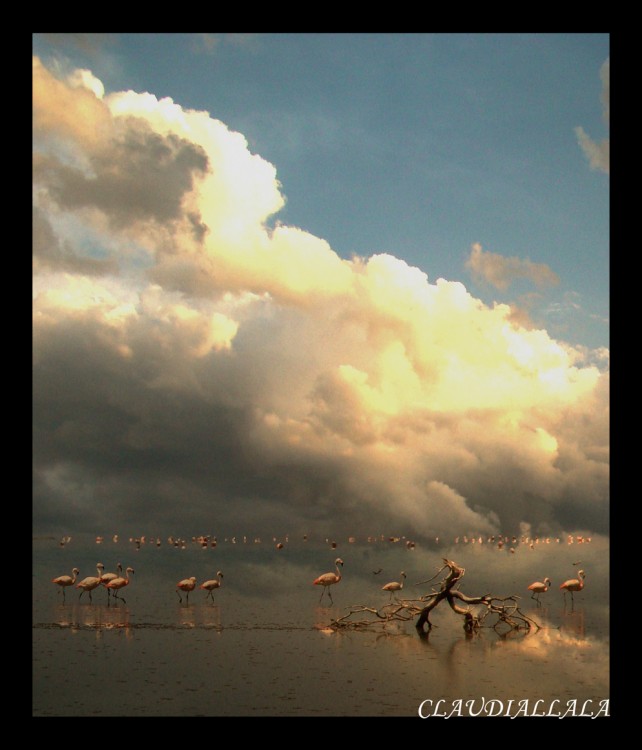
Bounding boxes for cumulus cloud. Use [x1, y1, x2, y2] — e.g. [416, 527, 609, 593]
[575, 57, 609, 174]
[32, 57, 609, 540]
[465, 242, 560, 291]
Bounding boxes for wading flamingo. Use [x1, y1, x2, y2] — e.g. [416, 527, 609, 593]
[177, 576, 197, 603]
[200, 572, 223, 601]
[52, 568, 80, 602]
[313, 558, 343, 603]
[382, 572, 407, 600]
[106, 566, 134, 603]
[100, 563, 122, 598]
[527, 577, 551, 603]
[560, 570, 585, 605]
[76, 563, 105, 603]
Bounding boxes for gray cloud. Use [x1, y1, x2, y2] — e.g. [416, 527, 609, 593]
[33, 123, 209, 230]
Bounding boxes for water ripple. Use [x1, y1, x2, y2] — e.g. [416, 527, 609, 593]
[33, 621, 313, 632]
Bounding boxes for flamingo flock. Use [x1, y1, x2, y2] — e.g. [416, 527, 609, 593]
[51, 563, 134, 604]
[50, 560, 589, 609]
[50, 532, 592, 613]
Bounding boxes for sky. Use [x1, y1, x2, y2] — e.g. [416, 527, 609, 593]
[32, 33, 609, 542]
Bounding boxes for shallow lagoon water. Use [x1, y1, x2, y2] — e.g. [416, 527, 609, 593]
[33, 534, 609, 717]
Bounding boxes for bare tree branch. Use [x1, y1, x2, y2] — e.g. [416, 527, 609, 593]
[327, 559, 541, 636]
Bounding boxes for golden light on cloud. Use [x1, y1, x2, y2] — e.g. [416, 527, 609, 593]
[32, 56, 609, 538]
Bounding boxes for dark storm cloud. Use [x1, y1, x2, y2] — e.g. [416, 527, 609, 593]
[33, 123, 209, 229]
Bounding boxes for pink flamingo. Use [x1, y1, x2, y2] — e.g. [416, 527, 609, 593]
[52, 568, 80, 602]
[200, 572, 223, 601]
[560, 569, 585, 605]
[177, 576, 197, 603]
[106, 566, 134, 603]
[527, 576, 551, 603]
[76, 563, 105, 603]
[382, 572, 407, 601]
[313, 558, 343, 603]
[100, 563, 122, 598]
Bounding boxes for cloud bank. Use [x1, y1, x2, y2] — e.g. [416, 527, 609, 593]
[32, 56, 609, 540]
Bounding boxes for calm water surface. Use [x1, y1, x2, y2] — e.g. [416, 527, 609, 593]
[33, 534, 610, 717]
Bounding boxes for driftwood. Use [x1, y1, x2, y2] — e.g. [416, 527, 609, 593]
[329, 558, 540, 635]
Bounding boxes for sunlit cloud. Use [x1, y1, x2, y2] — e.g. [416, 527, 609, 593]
[575, 58, 609, 175]
[465, 242, 560, 291]
[32, 56, 609, 539]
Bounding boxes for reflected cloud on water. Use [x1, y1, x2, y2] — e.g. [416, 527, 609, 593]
[34, 533, 609, 716]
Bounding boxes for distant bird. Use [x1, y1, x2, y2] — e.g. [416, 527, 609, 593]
[177, 576, 197, 604]
[52, 568, 80, 602]
[560, 569, 585, 604]
[200, 571, 223, 601]
[313, 558, 343, 603]
[527, 577, 552, 603]
[106, 566, 134, 603]
[372, 568, 383, 575]
[382, 572, 407, 600]
[100, 563, 123, 598]
[76, 563, 105, 603]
